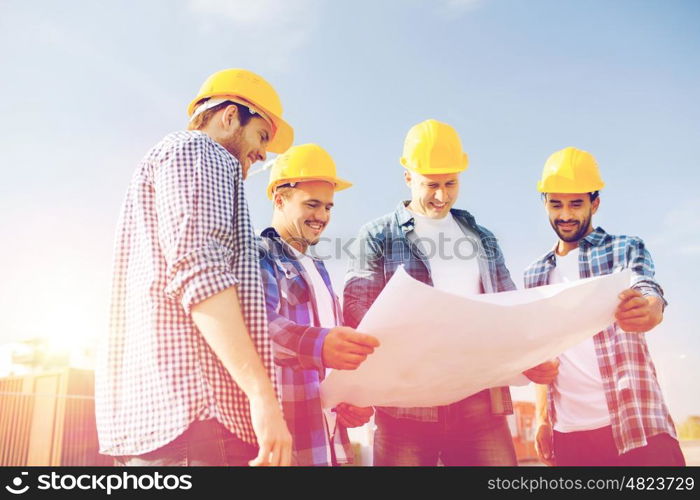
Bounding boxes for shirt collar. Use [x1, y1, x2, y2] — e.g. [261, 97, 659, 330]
[543, 226, 609, 265]
[261, 226, 320, 261]
[394, 200, 477, 232]
[261, 226, 281, 239]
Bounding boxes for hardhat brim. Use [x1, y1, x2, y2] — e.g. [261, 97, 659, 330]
[267, 176, 353, 200]
[536, 180, 605, 193]
[399, 153, 468, 175]
[400, 161, 468, 175]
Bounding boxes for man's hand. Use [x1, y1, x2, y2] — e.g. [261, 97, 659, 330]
[523, 359, 560, 384]
[248, 395, 293, 466]
[535, 423, 555, 466]
[322, 326, 380, 370]
[335, 403, 374, 428]
[616, 289, 663, 333]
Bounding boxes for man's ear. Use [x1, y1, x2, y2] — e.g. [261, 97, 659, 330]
[220, 104, 240, 130]
[273, 191, 284, 210]
[404, 170, 412, 188]
[591, 195, 601, 215]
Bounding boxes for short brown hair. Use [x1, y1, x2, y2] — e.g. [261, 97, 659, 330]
[272, 185, 296, 204]
[187, 100, 255, 131]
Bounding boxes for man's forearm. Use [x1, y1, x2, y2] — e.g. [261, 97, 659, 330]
[191, 285, 277, 403]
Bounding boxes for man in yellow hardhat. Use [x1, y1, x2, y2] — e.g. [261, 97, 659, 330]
[525, 147, 684, 466]
[97, 69, 294, 466]
[344, 119, 519, 465]
[259, 144, 379, 465]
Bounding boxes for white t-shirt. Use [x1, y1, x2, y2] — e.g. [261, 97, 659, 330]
[550, 247, 611, 432]
[409, 210, 481, 297]
[286, 243, 336, 328]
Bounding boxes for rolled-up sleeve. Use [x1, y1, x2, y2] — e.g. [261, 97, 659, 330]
[154, 136, 240, 314]
[627, 237, 667, 308]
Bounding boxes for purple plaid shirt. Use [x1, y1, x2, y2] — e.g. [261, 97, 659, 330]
[524, 226, 677, 454]
[96, 131, 275, 456]
[259, 228, 353, 466]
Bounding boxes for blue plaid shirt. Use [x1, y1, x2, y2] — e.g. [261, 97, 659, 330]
[524, 226, 677, 454]
[259, 227, 353, 466]
[343, 201, 516, 421]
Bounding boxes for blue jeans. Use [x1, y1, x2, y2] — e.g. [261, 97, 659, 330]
[113, 420, 258, 466]
[553, 427, 686, 466]
[373, 390, 517, 466]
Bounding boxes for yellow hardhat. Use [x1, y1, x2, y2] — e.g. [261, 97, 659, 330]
[187, 68, 294, 154]
[537, 147, 605, 193]
[267, 144, 353, 200]
[400, 119, 469, 174]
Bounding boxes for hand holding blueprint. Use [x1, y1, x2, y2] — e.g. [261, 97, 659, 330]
[320, 267, 631, 408]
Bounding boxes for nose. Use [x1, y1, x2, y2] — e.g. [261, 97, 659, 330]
[317, 208, 329, 223]
[258, 149, 267, 163]
[434, 189, 447, 203]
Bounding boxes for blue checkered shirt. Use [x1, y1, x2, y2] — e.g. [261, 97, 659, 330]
[343, 201, 516, 422]
[524, 226, 677, 454]
[97, 131, 275, 456]
[259, 228, 353, 466]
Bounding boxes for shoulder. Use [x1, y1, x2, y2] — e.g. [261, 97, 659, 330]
[596, 232, 646, 252]
[451, 208, 491, 235]
[149, 131, 235, 166]
[524, 251, 553, 277]
[358, 211, 398, 238]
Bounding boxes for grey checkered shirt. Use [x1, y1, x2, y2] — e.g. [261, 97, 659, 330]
[96, 130, 275, 456]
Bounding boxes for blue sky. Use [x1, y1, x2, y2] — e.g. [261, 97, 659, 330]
[0, 0, 698, 419]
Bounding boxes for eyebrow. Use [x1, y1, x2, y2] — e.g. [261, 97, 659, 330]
[424, 180, 456, 186]
[549, 198, 585, 204]
[306, 199, 334, 207]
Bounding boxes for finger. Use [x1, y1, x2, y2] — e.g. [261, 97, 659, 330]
[281, 441, 292, 467]
[346, 405, 374, 417]
[618, 288, 642, 301]
[341, 343, 376, 355]
[346, 332, 381, 348]
[618, 320, 650, 332]
[534, 364, 560, 373]
[621, 317, 650, 326]
[528, 367, 559, 377]
[249, 442, 272, 467]
[616, 309, 648, 321]
[340, 353, 368, 366]
[617, 297, 648, 312]
[268, 439, 281, 467]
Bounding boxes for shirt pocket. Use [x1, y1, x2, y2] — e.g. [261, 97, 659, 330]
[275, 260, 311, 306]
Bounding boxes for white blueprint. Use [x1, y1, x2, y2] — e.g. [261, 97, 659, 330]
[321, 267, 631, 408]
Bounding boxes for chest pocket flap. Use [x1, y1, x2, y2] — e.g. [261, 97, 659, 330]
[274, 260, 311, 306]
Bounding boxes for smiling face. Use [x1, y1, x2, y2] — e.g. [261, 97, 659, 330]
[545, 192, 600, 252]
[225, 115, 272, 178]
[272, 180, 335, 253]
[405, 170, 460, 219]
[209, 104, 272, 178]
